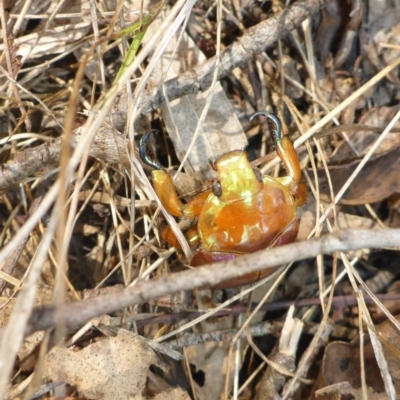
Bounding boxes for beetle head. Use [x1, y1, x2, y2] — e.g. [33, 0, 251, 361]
[213, 150, 262, 202]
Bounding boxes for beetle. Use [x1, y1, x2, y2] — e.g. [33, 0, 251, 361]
[140, 112, 307, 288]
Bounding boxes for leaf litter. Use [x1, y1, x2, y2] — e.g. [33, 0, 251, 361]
[43, 330, 168, 400]
[0, 0, 400, 398]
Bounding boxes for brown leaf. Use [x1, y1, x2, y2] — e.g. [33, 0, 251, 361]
[144, 11, 247, 177]
[311, 315, 400, 398]
[321, 340, 384, 392]
[151, 388, 190, 400]
[331, 106, 400, 162]
[43, 330, 166, 400]
[317, 143, 400, 205]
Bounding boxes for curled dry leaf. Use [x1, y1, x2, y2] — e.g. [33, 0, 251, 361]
[43, 330, 168, 400]
[316, 98, 400, 208]
[331, 106, 400, 162]
[279, 55, 304, 100]
[317, 142, 400, 205]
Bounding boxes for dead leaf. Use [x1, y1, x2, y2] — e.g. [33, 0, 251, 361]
[144, 10, 247, 177]
[317, 143, 400, 205]
[43, 330, 167, 400]
[361, 1, 400, 80]
[320, 341, 384, 392]
[371, 281, 400, 321]
[374, 316, 400, 383]
[151, 387, 190, 400]
[337, 212, 379, 231]
[311, 315, 400, 399]
[315, 381, 386, 399]
[331, 106, 400, 163]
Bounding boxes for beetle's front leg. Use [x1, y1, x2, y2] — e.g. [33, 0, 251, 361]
[150, 170, 186, 217]
[251, 112, 301, 186]
[251, 112, 307, 205]
[140, 131, 186, 217]
[140, 130, 211, 218]
[275, 135, 308, 206]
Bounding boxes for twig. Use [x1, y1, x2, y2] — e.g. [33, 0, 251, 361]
[256, 308, 304, 399]
[0, 126, 130, 190]
[137, 0, 326, 115]
[164, 320, 282, 349]
[13, 228, 400, 339]
[281, 320, 333, 399]
[132, 292, 400, 330]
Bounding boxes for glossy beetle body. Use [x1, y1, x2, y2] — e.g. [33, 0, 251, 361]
[140, 112, 306, 288]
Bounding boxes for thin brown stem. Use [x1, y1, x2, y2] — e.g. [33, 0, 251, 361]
[16, 227, 400, 339]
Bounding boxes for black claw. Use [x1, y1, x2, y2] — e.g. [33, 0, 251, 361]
[139, 130, 164, 171]
[250, 111, 282, 142]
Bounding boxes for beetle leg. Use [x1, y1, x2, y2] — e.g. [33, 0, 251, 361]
[140, 130, 185, 217]
[184, 190, 212, 218]
[186, 224, 202, 245]
[139, 130, 165, 171]
[250, 112, 301, 186]
[291, 182, 308, 206]
[161, 191, 210, 250]
[162, 220, 202, 252]
[140, 130, 211, 218]
[162, 223, 200, 247]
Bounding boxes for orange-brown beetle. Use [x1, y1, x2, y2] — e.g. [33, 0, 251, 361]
[140, 112, 306, 288]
